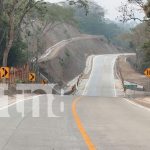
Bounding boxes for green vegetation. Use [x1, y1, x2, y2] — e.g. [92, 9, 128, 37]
[58, 49, 70, 67]
[0, 0, 47, 66]
[141, 40, 150, 71]
[74, 2, 129, 48]
[2, 0, 144, 69]
[58, 57, 64, 66]
[0, 0, 88, 67]
[0, 0, 130, 68]
[119, 0, 150, 72]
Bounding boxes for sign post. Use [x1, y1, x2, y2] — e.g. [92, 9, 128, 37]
[41, 80, 48, 85]
[124, 81, 137, 98]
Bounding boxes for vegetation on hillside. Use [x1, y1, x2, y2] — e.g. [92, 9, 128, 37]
[0, 0, 88, 67]
[74, 2, 129, 48]
[119, 0, 150, 72]
[0, 0, 135, 67]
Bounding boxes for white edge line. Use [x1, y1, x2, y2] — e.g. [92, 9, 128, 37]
[112, 56, 118, 97]
[82, 56, 96, 95]
[0, 95, 44, 111]
[123, 98, 150, 112]
[114, 54, 150, 112]
[82, 53, 134, 96]
[83, 54, 118, 97]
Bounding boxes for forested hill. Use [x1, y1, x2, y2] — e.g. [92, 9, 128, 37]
[73, 2, 129, 48]
[0, 0, 129, 67]
[0, 1, 77, 66]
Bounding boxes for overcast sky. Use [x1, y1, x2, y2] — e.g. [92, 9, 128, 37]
[96, 0, 126, 21]
[44, 0, 143, 21]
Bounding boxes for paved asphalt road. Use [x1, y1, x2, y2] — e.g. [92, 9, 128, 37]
[1, 54, 150, 150]
[0, 95, 89, 150]
[83, 55, 117, 97]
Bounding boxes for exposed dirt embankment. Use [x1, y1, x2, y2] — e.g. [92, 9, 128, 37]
[116, 55, 150, 109]
[41, 23, 81, 51]
[116, 55, 149, 91]
[40, 36, 118, 85]
[38, 23, 119, 87]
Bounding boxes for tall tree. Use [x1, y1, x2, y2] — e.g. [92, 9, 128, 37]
[119, 0, 150, 71]
[0, 0, 89, 66]
[1, 0, 44, 66]
[119, 0, 150, 23]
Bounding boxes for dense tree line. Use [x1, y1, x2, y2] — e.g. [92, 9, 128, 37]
[119, 0, 150, 72]
[74, 2, 128, 46]
[0, 0, 135, 67]
[0, 0, 88, 67]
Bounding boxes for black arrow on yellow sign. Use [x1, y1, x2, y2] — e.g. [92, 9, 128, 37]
[29, 73, 35, 82]
[144, 68, 150, 78]
[0, 67, 10, 79]
[41, 80, 48, 84]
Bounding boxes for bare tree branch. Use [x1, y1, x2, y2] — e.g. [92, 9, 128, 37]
[118, 0, 150, 23]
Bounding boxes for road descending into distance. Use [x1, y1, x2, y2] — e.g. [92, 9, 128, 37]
[83, 55, 117, 97]
[0, 54, 150, 150]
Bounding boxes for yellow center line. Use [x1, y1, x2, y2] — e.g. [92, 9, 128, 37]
[72, 97, 96, 150]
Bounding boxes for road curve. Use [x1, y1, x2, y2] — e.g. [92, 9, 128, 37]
[38, 35, 103, 62]
[75, 96, 150, 150]
[0, 95, 87, 150]
[76, 54, 150, 150]
[83, 54, 118, 97]
[0, 54, 150, 150]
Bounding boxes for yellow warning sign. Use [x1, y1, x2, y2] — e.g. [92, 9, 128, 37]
[41, 80, 48, 84]
[144, 68, 150, 78]
[29, 73, 35, 82]
[0, 67, 10, 79]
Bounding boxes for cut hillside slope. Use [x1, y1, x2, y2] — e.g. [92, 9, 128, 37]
[29, 23, 80, 56]
[117, 55, 149, 91]
[41, 23, 80, 51]
[39, 34, 118, 86]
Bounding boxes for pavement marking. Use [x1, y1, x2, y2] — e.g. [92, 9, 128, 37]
[112, 56, 118, 97]
[72, 97, 96, 150]
[82, 55, 100, 96]
[82, 55, 119, 97]
[123, 98, 150, 112]
[0, 95, 43, 111]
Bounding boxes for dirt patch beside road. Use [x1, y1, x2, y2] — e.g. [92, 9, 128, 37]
[133, 97, 150, 108]
[116, 55, 148, 91]
[40, 36, 118, 86]
[116, 55, 150, 109]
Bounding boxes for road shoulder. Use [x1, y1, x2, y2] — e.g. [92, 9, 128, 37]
[115, 55, 150, 109]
